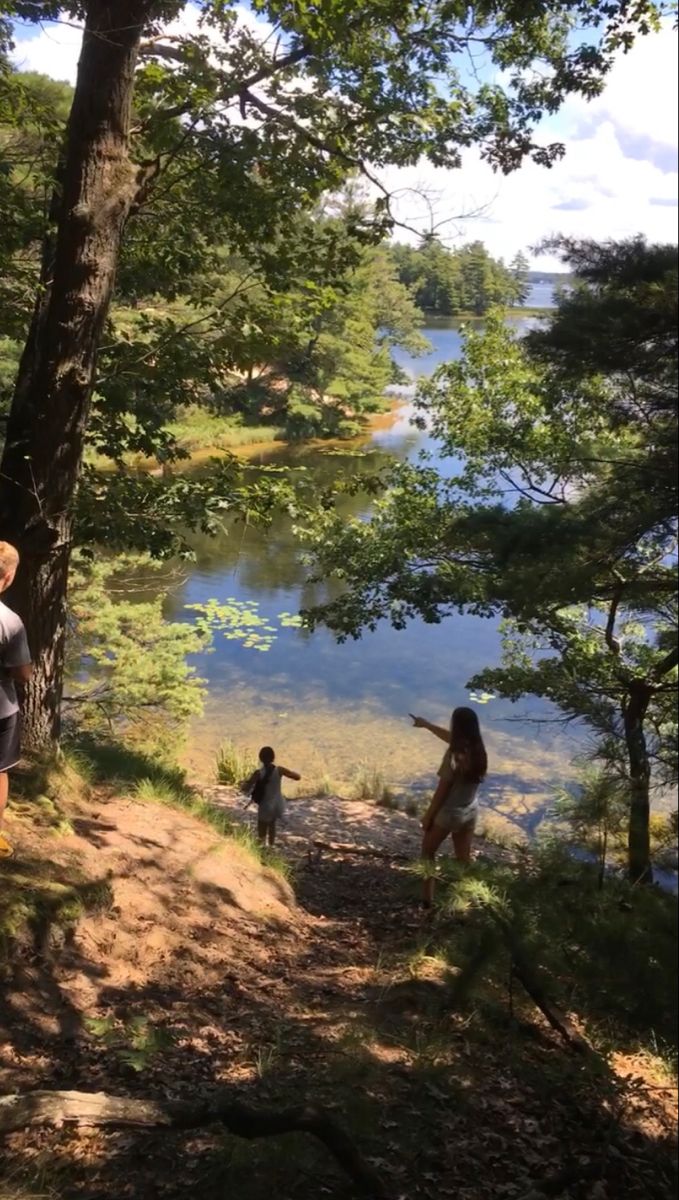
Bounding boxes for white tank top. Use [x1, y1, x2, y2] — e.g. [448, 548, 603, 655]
[256, 765, 285, 821]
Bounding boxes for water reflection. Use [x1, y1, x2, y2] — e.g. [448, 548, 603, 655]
[187, 682, 571, 841]
[165, 310, 583, 801]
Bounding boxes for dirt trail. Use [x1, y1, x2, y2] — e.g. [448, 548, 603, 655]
[1, 790, 296, 1048]
[0, 786, 676, 1200]
[202, 782, 423, 856]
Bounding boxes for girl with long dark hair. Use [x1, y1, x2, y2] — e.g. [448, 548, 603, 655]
[410, 707, 488, 907]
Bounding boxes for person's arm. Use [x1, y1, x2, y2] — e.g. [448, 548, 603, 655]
[279, 766, 301, 781]
[409, 714, 449, 743]
[2, 619, 32, 684]
[10, 663, 32, 684]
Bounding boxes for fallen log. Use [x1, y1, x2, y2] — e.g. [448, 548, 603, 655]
[312, 839, 410, 862]
[0, 1090, 389, 1198]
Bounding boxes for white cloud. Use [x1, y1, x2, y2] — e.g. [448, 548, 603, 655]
[10, 14, 82, 82]
[381, 22, 678, 268]
[10, 9, 677, 270]
[9, 3, 267, 83]
[568, 21, 678, 151]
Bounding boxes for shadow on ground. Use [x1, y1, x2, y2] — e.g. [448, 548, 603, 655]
[1, 827, 677, 1200]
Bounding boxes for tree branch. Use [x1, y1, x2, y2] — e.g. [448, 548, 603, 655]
[604, 585, 623, 656]
[97, 272, 260, 384]
[0, 1090, 389, 1198]
[312, 838, 410, 862]
[497, 922, 590, 1055]
[498, 469, 566, 506]
[240, 87, 481, 240]
[652, 645, 679, 682]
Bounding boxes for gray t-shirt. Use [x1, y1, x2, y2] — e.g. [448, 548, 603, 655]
[255, 765, 286, 822]
[437, 749, 479, 809]
[0, 600, 31, 719]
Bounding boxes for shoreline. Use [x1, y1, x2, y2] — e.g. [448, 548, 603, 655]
[83, 304, 551, 473]
[90, 396, 409, 474]
[420, 304, 552, 320]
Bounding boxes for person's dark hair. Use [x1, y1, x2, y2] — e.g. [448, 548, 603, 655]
[449, 707, 487, 783]
[259, 746, 275, 766]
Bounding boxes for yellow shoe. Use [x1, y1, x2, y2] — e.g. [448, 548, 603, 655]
[0, 833, 13, 858]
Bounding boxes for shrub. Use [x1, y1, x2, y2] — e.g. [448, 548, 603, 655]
[216, 740, 257, 786]
[352, 762, 393, 805]
[551, 768, 628, 885]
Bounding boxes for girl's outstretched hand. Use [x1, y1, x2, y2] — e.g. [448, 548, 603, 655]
[409, 713, 426, 728]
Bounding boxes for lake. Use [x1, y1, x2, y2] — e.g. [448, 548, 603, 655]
[168, 290, 587, 840]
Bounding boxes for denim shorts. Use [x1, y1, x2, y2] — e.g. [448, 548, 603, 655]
[0, 712, 21, 772]
[433, 800, 478, 835]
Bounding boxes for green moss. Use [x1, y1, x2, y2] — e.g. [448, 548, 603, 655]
[0, 861, 113, 962]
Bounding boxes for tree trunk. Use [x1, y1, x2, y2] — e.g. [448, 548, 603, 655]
[623, 681, 653, 885]
[598, 823, 607, 892]
[0, 0, 153, 753]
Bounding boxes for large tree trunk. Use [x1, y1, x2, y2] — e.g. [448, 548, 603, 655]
[623, 680, 653, 885]
[0, 1, 152, 753]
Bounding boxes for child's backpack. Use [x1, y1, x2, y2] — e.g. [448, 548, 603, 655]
[250, 763, 275, 806]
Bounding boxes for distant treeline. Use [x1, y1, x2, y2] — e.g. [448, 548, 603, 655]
[527, 270, 573, 284]
[390, 240, 531, 316]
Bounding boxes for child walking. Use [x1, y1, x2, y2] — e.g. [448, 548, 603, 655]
[243, 746, 301, 846]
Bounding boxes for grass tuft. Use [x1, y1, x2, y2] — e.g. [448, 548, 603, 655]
[131, 776, 292, 882]
[11, 746, 93, 834]
[215, 740, 257, 786]
[351, 762, 394, 806]
[70, 735, 188, 793]
[167, 406, 284, 453]
[318, 773, 338, 798]
[404, 794, 422, 818]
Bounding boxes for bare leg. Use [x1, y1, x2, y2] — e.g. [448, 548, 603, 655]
[0, 772, 8, 828]
[421, 824, 449, 907]
[257, 820, 269, 845]
[268, 821, 277, 847]
[0, 772, 11, 855]
[451, 823, 474, 864]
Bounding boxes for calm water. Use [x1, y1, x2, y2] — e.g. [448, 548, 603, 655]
[526, 280, 559, 309]
[166, 293, 587, 839]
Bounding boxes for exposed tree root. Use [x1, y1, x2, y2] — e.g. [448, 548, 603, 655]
[0, 1089, 389, 1198]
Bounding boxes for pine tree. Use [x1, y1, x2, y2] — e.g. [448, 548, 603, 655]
[509, 251, 531, 305]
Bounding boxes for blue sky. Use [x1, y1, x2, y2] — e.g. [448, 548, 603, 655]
[10, 6, 678, 269]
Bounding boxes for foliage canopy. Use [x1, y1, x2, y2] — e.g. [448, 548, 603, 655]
[303, 237, 678, 880]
